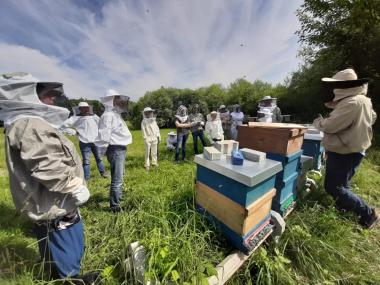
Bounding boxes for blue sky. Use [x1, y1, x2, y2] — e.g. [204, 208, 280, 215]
[0, 0, 303, 100]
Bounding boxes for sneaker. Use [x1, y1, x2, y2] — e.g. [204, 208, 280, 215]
[360, 209, 379, 229]
[101, 172, 110, 178]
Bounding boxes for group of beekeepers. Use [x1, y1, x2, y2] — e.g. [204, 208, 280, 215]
[0, 68, 377, 284]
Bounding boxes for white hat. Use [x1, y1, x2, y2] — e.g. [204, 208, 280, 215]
[219, 105, 226, 109]
[210, 111, 217, 115]
[168, 131, 176, 136]
[321, 69, 368, 88]
[78, 101, 89, 107]
[143, 107, 154, 113]
[106, 89, 121, 97]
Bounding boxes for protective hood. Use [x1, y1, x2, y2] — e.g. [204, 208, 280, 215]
[207, 111, 220, 122]
[100, 89, 130, 113]
[175, 105, 188, 123]
[259, 97, 277, 108]
[72, 105, 94, 116]
[142, 106, 156, 123]
[0, 72, 70, 128]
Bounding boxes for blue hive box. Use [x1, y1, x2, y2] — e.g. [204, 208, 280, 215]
[272, 171, 299, 203]
[302, 132, 324, 170]
[272, 192, 296, 216]
[195, 154, 282, 207]
[266, 150, 303, 183]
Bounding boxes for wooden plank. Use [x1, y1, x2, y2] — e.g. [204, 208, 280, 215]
[207, 229, 273, 285]
[196, 182, 246, 235]
[196, 182, 276, 236]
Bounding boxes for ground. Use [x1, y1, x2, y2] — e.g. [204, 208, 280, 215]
[0, 129, 379, 285]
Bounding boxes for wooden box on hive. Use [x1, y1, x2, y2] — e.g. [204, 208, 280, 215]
[237, 122, 307, 155]
[194, 154, 282, 252]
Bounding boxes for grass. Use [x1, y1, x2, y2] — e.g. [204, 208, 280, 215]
[0, 129, 379, 285]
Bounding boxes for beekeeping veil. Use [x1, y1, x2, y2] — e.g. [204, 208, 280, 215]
[72, 101, 94, 116]
[175, 105, 188, 123]
[100, 89, 130, 113]
[0, 72, 70, 128]
[142, 106, 156, 122]
[207, 111, 220, 122]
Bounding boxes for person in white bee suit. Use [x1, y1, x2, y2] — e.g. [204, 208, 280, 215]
[61, 102, 108, 180]
[96, 89, 132, 212]
[219, 104, 231, 139]
[230, 104, 244, 140]
[205, 111, 224, 144]
[0, 72, 96, 283]
[166, 132, 177, 151]
[141, 107, 161, 170]
[258, 96, 282, 122]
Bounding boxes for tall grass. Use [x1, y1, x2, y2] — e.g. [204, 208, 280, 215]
[0, 129, 379, 284]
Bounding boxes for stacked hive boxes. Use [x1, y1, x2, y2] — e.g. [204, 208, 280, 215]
[194, 154, 282, 253]
[237, 123, 307, 217]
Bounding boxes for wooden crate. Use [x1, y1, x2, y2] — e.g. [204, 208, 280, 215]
[237, 123, 307, 155]
[195, 182, 276, 236]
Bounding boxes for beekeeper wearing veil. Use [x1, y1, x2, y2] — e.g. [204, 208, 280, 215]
[257, 96, 282, 123]
[0, 72, 95, 282]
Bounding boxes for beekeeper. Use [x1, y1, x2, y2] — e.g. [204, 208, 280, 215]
[96, 89, 132, 212]
[189, 103, 206, 154]
[61, 102, 108, 180]
[313, 69, 378, 228]
[0, 72, 94, 282]
[219, 105, 231, 139]
[174, 105, 198, 162]
[258, 96, 282, 122]
[230, 104, 244, 140]
[205, 111, 224, 144]
[166, 132, 177, 151]
[141, 107, 161, 170]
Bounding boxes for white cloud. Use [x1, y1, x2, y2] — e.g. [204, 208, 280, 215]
[0, 0, 303, 100]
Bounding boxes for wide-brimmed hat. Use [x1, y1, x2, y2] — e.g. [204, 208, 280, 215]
[168, 131, 176, 136]
[322, 69, 368, 89]
[78, 101, 89, 108]
[261, 95, 276, 101]
[143, 107, 154, 113]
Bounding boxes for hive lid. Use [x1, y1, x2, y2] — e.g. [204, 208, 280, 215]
[194, 154, 282, 187]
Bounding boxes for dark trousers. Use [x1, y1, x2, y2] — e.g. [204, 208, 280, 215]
[192, 130, 206, 154]
[34, 219, 84, 279]
[325, 151, 373, 222]
[175, 134, 188, 161]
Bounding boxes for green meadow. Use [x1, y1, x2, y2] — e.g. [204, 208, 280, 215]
[0, 129, 379, 284]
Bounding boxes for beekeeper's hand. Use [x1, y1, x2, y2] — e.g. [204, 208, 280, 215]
[200, 121, 205, 127]
[72, 186, 90, 206]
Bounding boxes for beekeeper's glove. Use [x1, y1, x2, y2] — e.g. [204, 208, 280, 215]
[72, 186, 90, 206]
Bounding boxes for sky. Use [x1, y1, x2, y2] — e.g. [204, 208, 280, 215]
[0, 0, 303, 101]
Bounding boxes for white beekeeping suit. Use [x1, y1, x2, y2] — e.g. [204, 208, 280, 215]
[96, 89, 133, 154]
[141, 107, 161, 170]
[166, 132, 177, 150]
[205, 111, 224, 144]
[61, 102, 100, 143]
[230, 104, 244, 140]
[258, 96, 282, 122]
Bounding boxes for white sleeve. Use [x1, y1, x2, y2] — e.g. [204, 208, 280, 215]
[96, 113, 114, 148]
[60, 116, 77, 135]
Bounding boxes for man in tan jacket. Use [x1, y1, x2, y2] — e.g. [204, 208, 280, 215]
[313, 69, 378, 228]
[0, 73, 97, 283]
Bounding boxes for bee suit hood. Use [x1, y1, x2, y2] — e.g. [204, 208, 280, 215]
[0, 72, 70, 128]
[100, 89, 130, 113]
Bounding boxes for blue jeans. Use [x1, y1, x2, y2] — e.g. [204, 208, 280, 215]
[325, 152, 373, 222]
[106, 145, 127, 209]
[175, 134, 188, 161]
[34, 219, 84, 279]
[79, 141, 106, 180]
[192, 130, 206, 154]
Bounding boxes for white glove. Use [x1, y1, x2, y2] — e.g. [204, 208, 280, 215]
[72, 186, 90, 206]
[200, 122, 205, 127]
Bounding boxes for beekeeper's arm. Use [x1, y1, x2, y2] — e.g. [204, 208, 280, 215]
[205, 122, 213, 142]
[313, 101, 356, 134]
[275, 107, 282, 122]
[217, 121, 224, 141]
[60, 116, 77, 136]
[141, 121, 148, 141]
[9, 119, 89, 205]
[96, 113, 114, 154]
